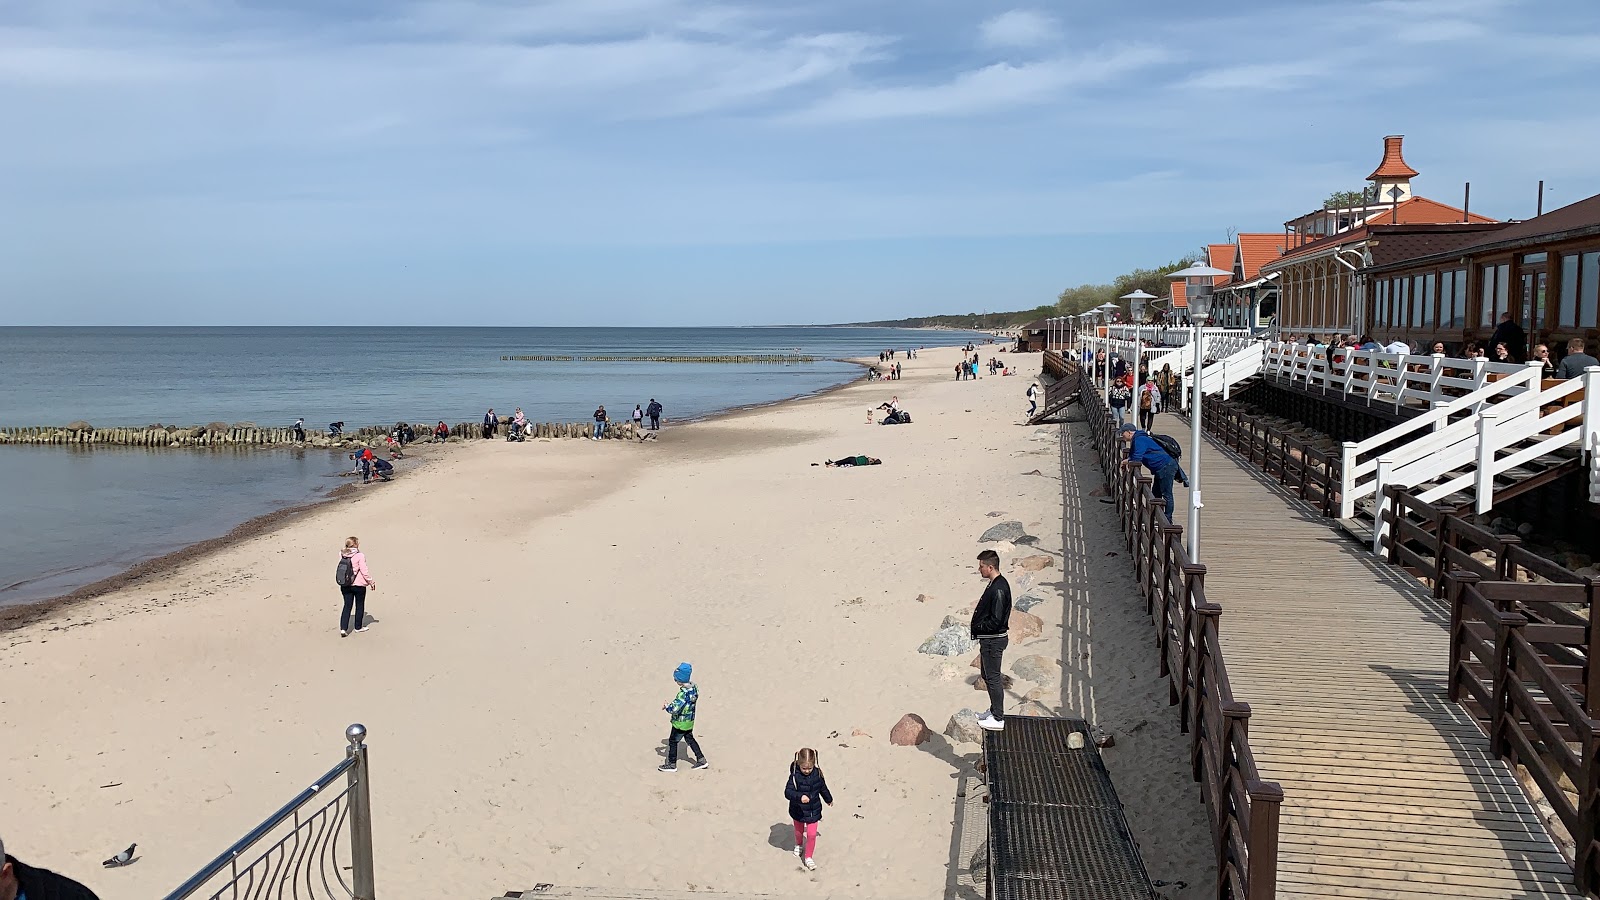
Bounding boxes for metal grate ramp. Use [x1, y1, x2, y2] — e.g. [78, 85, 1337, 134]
[983, 716, 1157, 900]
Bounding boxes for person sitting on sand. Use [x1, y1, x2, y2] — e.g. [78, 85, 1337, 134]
[435, 421, 450, 442]
[821, 456, 881, 467]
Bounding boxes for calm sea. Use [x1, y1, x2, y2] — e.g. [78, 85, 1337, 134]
[0, 326, 980, 606]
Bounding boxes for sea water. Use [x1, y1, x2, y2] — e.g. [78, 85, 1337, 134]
[0, 326, 982, 605]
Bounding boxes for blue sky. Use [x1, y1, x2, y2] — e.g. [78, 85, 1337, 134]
[2, 0, 1598, 326]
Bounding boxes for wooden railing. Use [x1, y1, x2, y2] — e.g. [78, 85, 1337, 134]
[1446, 573, 1600, 891]
[1200, 394, 1340, 517]
[1078, 367, 1282, 900]
[1373, 485, 1587, 597]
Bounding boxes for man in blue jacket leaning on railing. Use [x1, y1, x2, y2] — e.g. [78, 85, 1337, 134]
[1119, 423, 1189, 522]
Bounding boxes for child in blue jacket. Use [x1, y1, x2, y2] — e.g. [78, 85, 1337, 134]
[785, 747, 834, 871]
[658, 662, 708, 772]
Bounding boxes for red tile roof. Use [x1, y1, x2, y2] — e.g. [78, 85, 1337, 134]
[1207, 243, 1238, 286]
[1235, 233, 1287, 281]
[1170, 281, 1187, 308]
[1361, 196, 1495, 226]
[1368, 135, 1419, 180]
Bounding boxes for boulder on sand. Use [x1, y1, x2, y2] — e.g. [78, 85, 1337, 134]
[974, 674, 1014, 691]
[1015, 592, 1048, 612]
[980, 521, 1027, 543]
[1008, 610, 1044, 640]
[890, 713, 931, 747]
[1012, 655, 1060, 685]
[918, 625, 975, 656]
[1016, 555, 1053, 571]
[944, 709, 983, 745]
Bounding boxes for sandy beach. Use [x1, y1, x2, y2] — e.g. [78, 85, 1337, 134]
[3, 346, 1213, 899]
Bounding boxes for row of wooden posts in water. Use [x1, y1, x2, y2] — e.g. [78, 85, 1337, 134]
[500, 354, 815, 363]
[0, 420, 643, 447]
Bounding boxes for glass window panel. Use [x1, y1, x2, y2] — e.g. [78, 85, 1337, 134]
[1452, 268, 1467, 328]
[1561, 255, 1579, 327]
[1523, 252, 1548, 265]
[1481, 265, 1496, 326]
[1423, 273, 1436, 326]
[1497, 264, 1510, 319]
[1412, 275, 1425, 327]
[1583, 252, 1600, 328]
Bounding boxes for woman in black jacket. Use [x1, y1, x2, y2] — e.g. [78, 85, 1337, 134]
[784, 748, 833, 871]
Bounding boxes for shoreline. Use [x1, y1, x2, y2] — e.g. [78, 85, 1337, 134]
[0, 359, 877, 631]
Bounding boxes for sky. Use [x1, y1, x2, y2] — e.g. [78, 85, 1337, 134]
[2, 0, 1598, 326]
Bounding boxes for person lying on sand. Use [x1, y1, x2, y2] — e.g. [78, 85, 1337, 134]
[818, 456, 881, 467]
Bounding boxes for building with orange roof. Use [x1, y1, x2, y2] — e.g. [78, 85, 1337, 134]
[1209, 233, 1291, 331]
[1268, 135, 1500, 337]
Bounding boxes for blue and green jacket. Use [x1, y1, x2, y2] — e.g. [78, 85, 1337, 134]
[666, 682, 698, 731]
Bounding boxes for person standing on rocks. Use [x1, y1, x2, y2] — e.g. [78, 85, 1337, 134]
[633, 404, 644, 431]
[293, 418, 306, 442]
[646, 398, 663, 431]
[972, 549, 1011, 732]
[659, 662, 708, 772]
[591, 405, 608, 440]
[482, 408, 497, 440]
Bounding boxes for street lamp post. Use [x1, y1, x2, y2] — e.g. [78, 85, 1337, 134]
[1121, 289, 1157, 378]
[1165, 263, 1231, 562]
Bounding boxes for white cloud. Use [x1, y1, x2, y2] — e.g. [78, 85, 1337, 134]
[979, 9, 1061, 48]
[1178, 61, 1324, 92]
[785, 43, 1165, 123]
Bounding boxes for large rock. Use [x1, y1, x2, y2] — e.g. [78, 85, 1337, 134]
[929, 660, 966, 681]
[65, 420, 92, 432]
[1016, 555, 1054, 571]
[1009, 610, 1044, 640]
[1015, 592, 1048, 612]
[974, 674, 1014, 691]
[944, 708, 984, 745]
[980, 521, 1027, 543]
[941, 614, 966, 630]
[890, 713, 931, 747]
[1012, 655, 1060, 685]
[918, 626, 975, 656]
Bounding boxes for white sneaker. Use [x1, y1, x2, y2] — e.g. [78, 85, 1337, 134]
[977, 717, 1005, 731]
[793, 845, 802, 858]
[803, 858, 816, 871]
[977, 710, 994, 721]
[357, 626, 369, 633]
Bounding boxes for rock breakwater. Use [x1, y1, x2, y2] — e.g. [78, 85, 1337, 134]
[0, 420, 644, 448]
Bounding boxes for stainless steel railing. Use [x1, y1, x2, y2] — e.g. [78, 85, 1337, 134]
[162, 724, 376, 900]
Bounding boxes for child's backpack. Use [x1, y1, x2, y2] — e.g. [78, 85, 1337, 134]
[335, 556, 355, 587]
[1152, 434, 1182, 461]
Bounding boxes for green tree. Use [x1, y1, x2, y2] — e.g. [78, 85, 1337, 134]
[1324, 189, 1369, 209]
[1056, 283, 1117, 316]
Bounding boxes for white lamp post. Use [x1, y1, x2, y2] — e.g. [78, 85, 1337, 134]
[1166, 262, 1231, 562]
[1121, 289, 1157, 376]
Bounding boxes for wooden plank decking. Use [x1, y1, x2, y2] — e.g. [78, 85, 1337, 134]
[1165, 423, 1583, 899]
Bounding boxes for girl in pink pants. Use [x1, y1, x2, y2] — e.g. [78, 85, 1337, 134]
[784, 748, 834, 870]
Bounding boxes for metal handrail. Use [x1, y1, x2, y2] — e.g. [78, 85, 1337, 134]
[163, 724, 376, 900]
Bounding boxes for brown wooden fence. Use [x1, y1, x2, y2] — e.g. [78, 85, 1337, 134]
[1199, 393, 1340, 517]
[1078, 367, 1282, 900]
[1446, 572, 1600, 891]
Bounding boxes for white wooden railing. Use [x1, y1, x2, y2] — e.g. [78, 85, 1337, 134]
[1264, 344, 1528, 412]
[1104, 326, 1251, 348]
[1197, 342, 1266, 402]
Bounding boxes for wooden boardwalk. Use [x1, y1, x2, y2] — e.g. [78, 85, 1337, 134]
[1167, 424, 1583, 899]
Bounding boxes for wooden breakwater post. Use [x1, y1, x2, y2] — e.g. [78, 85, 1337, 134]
[0, 419, 645, 448]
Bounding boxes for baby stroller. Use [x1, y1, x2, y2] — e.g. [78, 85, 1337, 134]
[505, 419, 528, 442]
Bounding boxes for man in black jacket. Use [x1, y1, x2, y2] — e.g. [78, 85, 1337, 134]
[2, 836, 101, 900]
[1489, 311, 1527, 362]
[971, 549, 1012, 732]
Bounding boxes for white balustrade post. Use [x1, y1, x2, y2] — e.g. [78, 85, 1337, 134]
[1471, 357, 1489, 413]
[1373, 456, 1394, 555]
[1339, 440, 1358, 519]
[1475, 411, 1500, 515]
[1583, 367, 1600, 503]
[1429, 353, 1445, 403]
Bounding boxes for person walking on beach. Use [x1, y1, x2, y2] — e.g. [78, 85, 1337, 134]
[659, 662, 708, 772]
[633, 404, 644, 431]
[972, 549, 1011, 732]
[1, 835, 102, 900]
[482, 408, 497, 440]
[592, 405, 609, 440]
[293, 418, 306, 442]
[335, 536, 375, 637]
[647, 399, 663, 430]
[954, 362, 963, 381]
[1026, 382, 1039, 418]
[785, 748, 834, 871]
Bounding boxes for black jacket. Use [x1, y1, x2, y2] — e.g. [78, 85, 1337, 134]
[647, 401, 662, 417]
[971, 575, 1012, 639]
[785, 765, 834, 824]
[7, 856, 101, 900]
[1490, 321, 1527, 361]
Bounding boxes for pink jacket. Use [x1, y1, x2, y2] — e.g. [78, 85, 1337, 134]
[343, 549, 372, 587]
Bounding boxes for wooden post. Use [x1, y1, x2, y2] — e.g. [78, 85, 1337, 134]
[1496, 534, 1522, 582]
[1447, 571, 1479, 703]
[1246, 780, 1284, 900]
[1490, 601, 1529, 758]
[1432, 505, 1450, 598]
